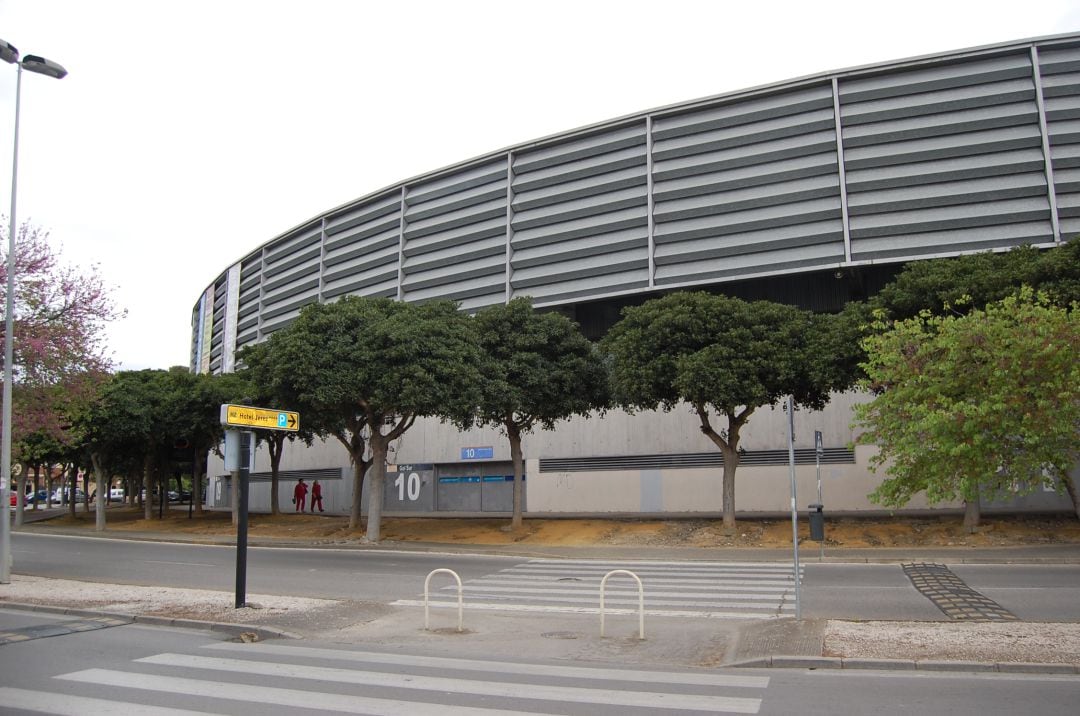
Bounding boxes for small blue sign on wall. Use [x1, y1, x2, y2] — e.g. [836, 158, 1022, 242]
[460, 446, 494, 460]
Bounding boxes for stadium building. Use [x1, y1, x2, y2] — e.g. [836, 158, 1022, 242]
[194, 33, 1079, 517]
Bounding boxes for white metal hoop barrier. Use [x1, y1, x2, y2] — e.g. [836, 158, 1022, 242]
[424, 568, 464, 632]
[600, 569, 645, 640]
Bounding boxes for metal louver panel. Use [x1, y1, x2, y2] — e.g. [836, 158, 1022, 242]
[652, 84, 845, 285]
[841, 51, 1054, 260]
[1040, 43, 1080, 238]
[402, 161, 507, 306]
[511, 124, 648, 305]
[540, 448, 856, 473]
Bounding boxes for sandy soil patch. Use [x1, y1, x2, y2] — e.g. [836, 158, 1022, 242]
[824, 620, 1080, 664]
[35, 507, 1080, 549]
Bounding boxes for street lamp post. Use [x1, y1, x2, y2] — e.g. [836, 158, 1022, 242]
[0, 38, 67, 584]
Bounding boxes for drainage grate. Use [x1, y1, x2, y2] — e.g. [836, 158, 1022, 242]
[902, 562, 1019, 622]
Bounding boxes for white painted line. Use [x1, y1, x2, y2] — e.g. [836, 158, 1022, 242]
[487, 574, 795, 585]
[533, 559, 796, 568]
[205, 641, 771, 688]
[57, 669, 544, 716]
[455, 582, 790, 595]
[142, 560, 217, 567]
[513, 566, 798, 577]
[134, 654, 763, 713]
[0, 686, 224, 716]
[391, 599, 789, 618]
[426, 593, 788, 609]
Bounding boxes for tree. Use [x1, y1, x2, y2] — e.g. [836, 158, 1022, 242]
[472, 298, 609, 530]
[244, 296, 484, 541]
[0, 221, 121, 385]
[872, 238, 1080, 320]
[232, 355, 314, 515]
[602, 291, 855, 529]
[853, 289, 1080, 529]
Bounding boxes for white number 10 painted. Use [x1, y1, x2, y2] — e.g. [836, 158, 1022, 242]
[395, 472, 421, 501]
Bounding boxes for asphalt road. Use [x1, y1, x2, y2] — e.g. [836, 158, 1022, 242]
[9, 532, 1080, 622]
[1, 611, 1077, 715]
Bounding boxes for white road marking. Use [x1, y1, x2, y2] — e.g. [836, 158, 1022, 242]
[135, 653, 764, 713]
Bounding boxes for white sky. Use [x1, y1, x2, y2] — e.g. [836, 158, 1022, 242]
[0, 0, 1078, 371]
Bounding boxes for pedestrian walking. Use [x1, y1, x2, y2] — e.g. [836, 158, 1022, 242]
[311, 480, 324, 512]
[293, 478, 308, 512]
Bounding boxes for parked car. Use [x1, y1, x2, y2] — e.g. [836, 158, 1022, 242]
[168, 489, 192, 502]
[51, 488, 86, 504]
[9, 489, 48, 506]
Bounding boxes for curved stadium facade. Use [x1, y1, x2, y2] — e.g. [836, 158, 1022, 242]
[194, 33, 1079, 517]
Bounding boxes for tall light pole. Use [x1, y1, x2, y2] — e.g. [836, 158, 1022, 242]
[0, 39, 67, 584]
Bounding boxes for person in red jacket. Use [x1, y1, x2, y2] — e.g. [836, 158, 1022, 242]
[311, 480, 324, 512]
[293, 478, 308, 512]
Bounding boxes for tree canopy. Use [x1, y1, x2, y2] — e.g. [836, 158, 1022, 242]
[853, 289, 1080, 529]
[472, 297, 609, 529]
[602, 291, 857, 528]
[244, 295, 485, 541]
[872, 238, 1080, 320]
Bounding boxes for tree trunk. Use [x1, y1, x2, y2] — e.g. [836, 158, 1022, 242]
[720, 444, 740, 532]
[30, 465, 39, 511]
[269, 435, 283, 516]
[963, 495, 981, 533]
[508, 422, 524, 531]
[366, 437, 390, 543]
[694, 403, 748, 533]
[143, 456, 154, 521]
[67, 467, 77, 519]
[92, 454, 106, 532]
[13, 465, 28, 527]
[193, 453, 204, 515]
[349, 459, 366, 530]
[1063, 472, 1080, 521]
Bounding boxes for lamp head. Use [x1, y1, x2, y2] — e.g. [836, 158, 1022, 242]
[21, 55, 67, 80]
[0, 39, 18, 65]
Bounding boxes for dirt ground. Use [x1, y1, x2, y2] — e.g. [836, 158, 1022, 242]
[33, 505, 1080, 548]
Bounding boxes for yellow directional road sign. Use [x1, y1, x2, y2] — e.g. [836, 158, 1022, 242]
[220, 404, 300, 432]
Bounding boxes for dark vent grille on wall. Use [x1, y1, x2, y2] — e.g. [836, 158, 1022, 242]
[217, 467, 344, 482]
[540, 448, 855, 473]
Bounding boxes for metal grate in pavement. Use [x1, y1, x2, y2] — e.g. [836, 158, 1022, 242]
[902, 562, 1019, 622]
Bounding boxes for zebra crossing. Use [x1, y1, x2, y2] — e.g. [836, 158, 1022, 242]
[1, 640, 771, 715]
[394, 558, 800, 619]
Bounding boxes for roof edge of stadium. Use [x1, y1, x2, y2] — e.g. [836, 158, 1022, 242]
[199, 29, 1080, 308]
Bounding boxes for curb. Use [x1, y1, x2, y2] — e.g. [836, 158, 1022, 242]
[0, 600, 300, 642]
[727, 654, 1080, 674]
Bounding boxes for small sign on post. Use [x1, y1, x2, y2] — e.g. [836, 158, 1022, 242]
[221, 404, 299, 432]
[220, 404, 299, 609]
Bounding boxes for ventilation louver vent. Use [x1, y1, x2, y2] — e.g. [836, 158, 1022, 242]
[540, 448, 855, 473]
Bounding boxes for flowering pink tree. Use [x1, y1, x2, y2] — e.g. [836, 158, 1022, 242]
[1, 220, 123, 510]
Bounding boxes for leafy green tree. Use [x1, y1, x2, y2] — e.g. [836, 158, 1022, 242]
[472, 298, 609, 530]
[158, 368, 248, 517]
[232, 354, 314, 515]
[602, 291, 855, 529]
[248, 296, 484, 541]
[872, 239, 1080, 320]
[853, 289, 1080, 529]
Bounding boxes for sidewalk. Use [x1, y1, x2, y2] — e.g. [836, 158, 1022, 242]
[5, 512, 1080, 673]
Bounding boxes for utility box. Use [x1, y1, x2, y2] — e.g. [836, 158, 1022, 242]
[808, 503, 825, 541]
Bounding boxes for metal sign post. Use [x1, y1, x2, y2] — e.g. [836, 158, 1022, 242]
[221, 404, 299, 610]
[786, 396, 801, 620]
[224, 429, 252, 608]
[815, 429, 824, 561]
